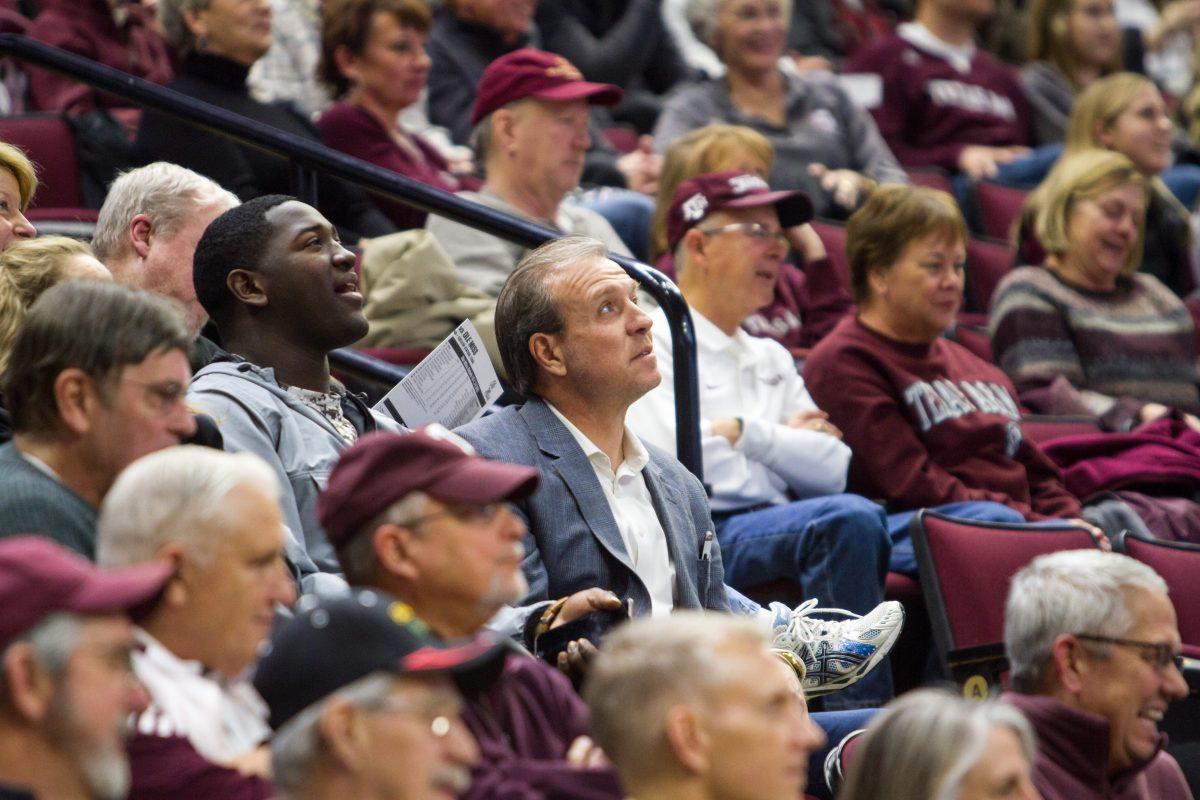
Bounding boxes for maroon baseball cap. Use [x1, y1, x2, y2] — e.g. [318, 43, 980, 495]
[0, 536, 173, 648]
[318, 425, 540, 546]
[471, 48, 623, 125]
[665, 170, 814, 253]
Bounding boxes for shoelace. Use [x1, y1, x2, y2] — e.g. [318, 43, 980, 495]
[773, 598, 865, 651]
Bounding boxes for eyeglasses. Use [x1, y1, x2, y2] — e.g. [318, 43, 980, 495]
[120, 377, 189, 413]
[696, 222, 788, 249]
[399, 503, 501, 529]
[1075, 634, 1185, 672]
[368, 695, 463, 738]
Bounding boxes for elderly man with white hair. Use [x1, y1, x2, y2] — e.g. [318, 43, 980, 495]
[96, 445, 296, 800]
[1004, 549, 1192, 800]
[92, 162, 239, 351]
[585, 612, 828, 800]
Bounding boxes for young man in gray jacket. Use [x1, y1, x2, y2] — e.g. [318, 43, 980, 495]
[187, 194, 401, 595]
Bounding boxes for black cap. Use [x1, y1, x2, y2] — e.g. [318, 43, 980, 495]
[254, 589, 508, 730]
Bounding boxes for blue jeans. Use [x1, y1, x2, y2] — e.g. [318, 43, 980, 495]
[809, 708, 878, 800]
[574, 187, 654, 261]
[885, 501, 1026, 577]
[1163, 164, 1200, 209]
[715, 493, 893, 710]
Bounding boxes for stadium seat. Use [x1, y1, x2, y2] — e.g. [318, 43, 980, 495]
[1116, 529, 1200, 646]
[906, 169, 955, 195]
[973, 182, 1028, 242]
[0, 113, 97, 222]
[964, 236, 1015, 313]
[910, 510, 1100, 691]
[811, 219, 850, 292]
[947, 323, 992, 363]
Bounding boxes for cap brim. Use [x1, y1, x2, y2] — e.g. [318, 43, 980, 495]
[401, 634, 510, 696]
[428, 459, 540, 506]
[725, 189, 815, 228]
[531, 81, 624, 107]
[68, 558, 173, 616]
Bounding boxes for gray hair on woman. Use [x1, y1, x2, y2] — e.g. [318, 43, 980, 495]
[158, 0, 214, 55]
[684, 0, 792, 51]
[838, 688, 1037, 800]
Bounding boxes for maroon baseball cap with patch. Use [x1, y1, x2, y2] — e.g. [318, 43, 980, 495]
[317, 425, 540, 546]
[665, 170, 814, 253]
[0, 536, 173, 648]
[471, 48, 623, 125]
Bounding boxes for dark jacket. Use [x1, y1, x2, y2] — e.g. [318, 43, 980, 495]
[135, 53, 393, 243]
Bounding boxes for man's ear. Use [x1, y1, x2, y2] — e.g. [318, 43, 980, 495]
[528, 332, 566, 379]
[129, 214, 154, 260]
[663, 704, 709, 775]
[374, 524, 421, 583]
[318, 698, 369, 770]
[182, 6, 208, 39]
[2, 644, 55, 723]
[227, 269, 269, 309]
[154, 543, 192, 609]
[1048, 633, 1088, 695]
[492, 109, 518, 156]
[53, 367, 101, 437]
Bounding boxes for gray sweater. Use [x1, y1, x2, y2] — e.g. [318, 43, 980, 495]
[654, 70, 908, 217]
[0, 442, 97, 558]
[1019, 61, 1076, 146]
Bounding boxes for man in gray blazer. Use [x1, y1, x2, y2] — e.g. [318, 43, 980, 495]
[456, 235, 902, 705]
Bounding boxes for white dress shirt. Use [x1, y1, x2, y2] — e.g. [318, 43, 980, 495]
[547, 403, 677, 616]
[627, 308, 851, 513]
[131, 629, 270, 766]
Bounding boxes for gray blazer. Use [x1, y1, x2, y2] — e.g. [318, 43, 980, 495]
[457, 398, 731, 631]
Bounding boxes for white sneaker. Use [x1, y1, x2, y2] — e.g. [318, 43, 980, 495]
[769, 598, 904, 697]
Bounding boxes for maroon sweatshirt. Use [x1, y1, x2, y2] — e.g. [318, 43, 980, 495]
[845, 28, 1031, 172]
[804, 317, 1081, 519]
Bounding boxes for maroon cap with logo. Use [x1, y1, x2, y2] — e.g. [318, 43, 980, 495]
[471, 48, 623, 125]
[317, 425, 540, 546]
[0, 536, 173, 648]
[665, 170, 814, 253]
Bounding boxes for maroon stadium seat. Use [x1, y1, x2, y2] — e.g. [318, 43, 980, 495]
[948, 323, 992, 363]
[0, 113, 97, 221]
[906, 169, 955, 195]
[811, 220, 851, 293]
[964, 236, 1015, 313]
[910, 510, 1100, 690]
[1117, 530, 1200, 647]
[974, 182, 1028, 241]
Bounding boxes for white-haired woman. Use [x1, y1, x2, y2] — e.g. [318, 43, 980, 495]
[839, 688, 1042, 800]
[654, 0, 907, 219]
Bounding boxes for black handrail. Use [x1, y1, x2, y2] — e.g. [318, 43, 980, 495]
[0, 34, 704, 480]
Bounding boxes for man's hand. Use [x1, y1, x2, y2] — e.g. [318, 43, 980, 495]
[783, 221, 827, 263]
[226, 746, 272, 779]
[711, 417, 743, 446]
[956, 145, 1030, 181]
[616, 135, 663, 196]
[556, 638, 600, 683]
[788, 53, 833, 73]
[786, 409, 842, 438]
[1070, 518, 1112, 551]
[808, 163, 872, 210]
[1146, 0, 1200, 50]
[1138, 402, 1171, 426]
[551, 588, 623, 629]
[566, 735, 610, 768]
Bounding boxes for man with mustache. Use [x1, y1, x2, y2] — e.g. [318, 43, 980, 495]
[255, 589, 506, 800]
[318, 426, 625, 800]
[0, 536, 173, 800]
[95, 446, 297, 800]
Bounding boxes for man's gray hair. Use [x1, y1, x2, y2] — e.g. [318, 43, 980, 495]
[0, 613, 84, 703]
[1005, 549, 1168, 693]
[335, 492, 428, 587]
[271, 672, 395, 795]
[96, 446, 280, 568]
[92, 163, 239, 263]
[584, 612, 768, 785]
[469, 114, 494, 166]
[157, 0, 215, 54]
[838, 688, 1037, 800]
[496, 235, 609, 398]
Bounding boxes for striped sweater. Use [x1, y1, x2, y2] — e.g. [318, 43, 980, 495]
[989, 265, 1200, 430]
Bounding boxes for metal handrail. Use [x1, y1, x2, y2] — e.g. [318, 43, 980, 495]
[0, 34, 704, 480]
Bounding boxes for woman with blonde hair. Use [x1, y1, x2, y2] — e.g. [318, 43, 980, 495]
[838, 689, 1040, 800]
[992, 149, 1200, 430]
[0, 236, 110, 374]
[0, 142, 37, 251]
[1021, 0, 1122, 144]
[651, 123, 852, 352]
[1019, 72, 1194, 296]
